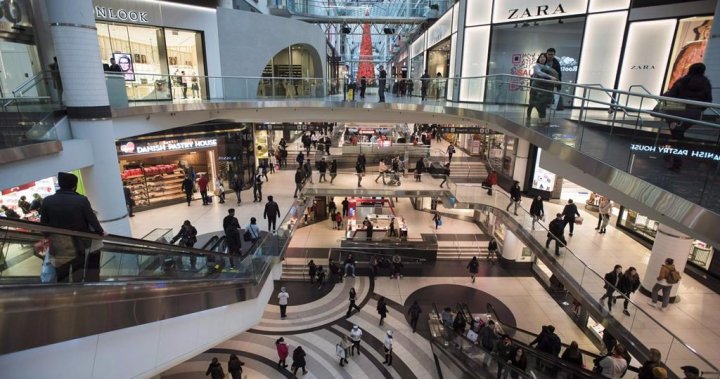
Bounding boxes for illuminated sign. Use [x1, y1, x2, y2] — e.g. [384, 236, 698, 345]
[630, 144, 720, 160]
[119, 139, 218, 155]
[493, 0, 588, 24]
[94, 6, 149, 23]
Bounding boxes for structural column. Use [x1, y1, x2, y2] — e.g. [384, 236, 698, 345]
[44, 0, 130, 235]
[512, 139, 530, 187]
[500, 229, 524, 262]
[640, 225, 692, 300]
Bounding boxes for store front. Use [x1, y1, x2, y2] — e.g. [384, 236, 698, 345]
[0, 0, 40, 98]
[116, 123, 254, 211]
[258, 44, 322, 98]
[93, 0, 210, 101]
[615, 206, 717, 279]
[438, 125, 504, 158]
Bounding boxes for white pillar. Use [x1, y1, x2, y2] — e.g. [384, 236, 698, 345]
[45, 0, 130, 235]
[640, 225, 692, 299]
[512, 139, 530, 186]
[501, 229, 524, 261]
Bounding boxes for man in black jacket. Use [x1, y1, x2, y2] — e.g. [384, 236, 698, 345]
[223, 208, 241, 267]
[378, 65, 387, 103]
[181, 175, 194, 206]
[415, 157, 425, 182]
[600, 264, 623, 311]
[41, 172, 105, 282]
[264, 195, 281, 232]
[546, 48, 564, 110]
[317, 158, 328, 182]
[545, 213, 567, 256]
[294, 167, 304, 198]
[561, 199, 580, 236]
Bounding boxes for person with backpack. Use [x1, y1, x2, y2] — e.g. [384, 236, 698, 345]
[252, 169, 263, 202]
[205, 357, 225, 379]
[467, 256, 479, 283]
[649, 258, 681, 311]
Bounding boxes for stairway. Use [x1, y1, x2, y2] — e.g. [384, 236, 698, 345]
[436, 240, 488, 260]
[281, 258, 328, 280]
[447, 161, 488, 182]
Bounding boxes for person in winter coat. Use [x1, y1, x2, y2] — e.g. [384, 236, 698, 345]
[494, 335, 514, 378]
[336, 337, 349, 367]
[276, 337, 289, 368]
[663, 62, 713, 139]
[293, 167, 304, 198]
[562, 199, 580, 236]
[407, 300, 422, 333]
[638, 348, 662, 379]
[303, 160, 313, 184]
[230, 174, 243, 205]
[535, 325, 562, 357]
[561, 340, 584, 368]
[415, 157, 425, 181]
[484, 170, 498, 195]
[346, 287, 361, 317]
[546, 213, 567, 256]
[330, 159, 338, 184]
[227, 354, 245, 379]
[509, 347, 528, 379]
[205, 357, 225, 379]
[617, 266, 641, 316]
[377, 296, 389, 326]
[467, 256, 479, 282]
[649, 258, 681, 310]
[479, 320, 500, 366]
[527, 53, 558, 122]
[263, 195, 281, 232]
[506, 181, 522, 215]
[597, 197, 613, 234]
[317, 158, 328, 182]
[296, 151, 305, 167]
[181, 175, 194, 206]
[291, 346, 308, 376]
[487, 237, 499, 264]
[600, 264, 623, 312]
[530, 195, 545, 230]
[170, 220, 198, 268]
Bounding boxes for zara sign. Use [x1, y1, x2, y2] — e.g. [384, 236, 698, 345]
[493, 0, 588, 24]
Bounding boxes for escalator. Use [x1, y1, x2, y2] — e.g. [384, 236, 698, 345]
[428, 303, 601, 378]
[0, 197, 309, 361]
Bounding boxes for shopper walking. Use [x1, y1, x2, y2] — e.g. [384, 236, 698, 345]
[432, 211, 442, 230]
[123, 186, 135, 217]
[350, 324, 363, 355]
[664, 62, 713, 139]
[597, 198, 613, 234]
[382, 330, 394, 365]
[600, 264, 623, 312]
[291, 346, 308, 376]
[303, 159, 313, 184]
[278, 286, 289, 319]
[484, 170, 498, 195]
[227, 354, 245, 379]
[336, 337, 349, 367]
[317, 157, 328, 182]
[420, 70, 430, 101]
[415, 156, 425, 181]
[377, 296, 389, 326]
[649, 258, 681, 311]
[375, 159, 388, 184]
[562, 199, 580, 236]
[198, 174, 210, 205]
[205, 357, 225, 379]
[215, 178, 226, 204]
[447, 143, 456, 162]
[530, 195, 544, 230]
[170, 220, 198, 269]
[506, 181, 522, 215]
[378, 65, 387, 103]
[181, 175, 194, 206]
[467, 256, 480, 283]
[252, 169, 263, 202]
[346, 287, 361, 317]
[293, 167, 304, 198]
[439, 163, 450, 188]
[231, 174, 243, 205]
[276, 337, 289, 368]
[407, 300, 422, 333]
[329, 159, 338, 184]
[355, 159, 364, 187]
[264, 195, 281, 232]
[616, 267, 640, 316]
[360, 76, 367, 99]
[546, 213, 567, 256]
[487, 237, 499, 263]
[342, 197, 349, 217]
[296, 150, 305, 167]
[223, 209, 241, 268]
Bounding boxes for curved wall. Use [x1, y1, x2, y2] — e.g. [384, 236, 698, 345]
[216, 8, 327, 99]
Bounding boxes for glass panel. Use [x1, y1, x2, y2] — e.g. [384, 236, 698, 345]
[165, 28, 205, 100]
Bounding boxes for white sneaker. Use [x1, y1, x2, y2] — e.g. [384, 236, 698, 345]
[343, 274, 347, 278]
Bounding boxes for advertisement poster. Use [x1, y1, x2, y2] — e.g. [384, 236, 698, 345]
[665, 17, 713, 91]
[532, 149, 556, 192]
[113, 52, 135, 81]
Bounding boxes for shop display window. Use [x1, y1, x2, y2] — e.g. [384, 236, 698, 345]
[665, 16, 713, 91]
[620, 208, 658, 241]
[259, 45, 320, 98]
[689, 241, 714, 271]
[0, 177, 56, 221]
[97, 22, 205, 101]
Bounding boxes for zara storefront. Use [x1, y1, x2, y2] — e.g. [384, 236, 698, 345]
[405, 0, 716, 107]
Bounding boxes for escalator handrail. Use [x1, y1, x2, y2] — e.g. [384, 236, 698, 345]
[201, 235, 220, 250]
[331, 247, 427, 262]
[0, 218, 227, 258]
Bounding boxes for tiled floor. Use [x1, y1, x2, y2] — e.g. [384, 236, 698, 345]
[130, 136, 720, 369]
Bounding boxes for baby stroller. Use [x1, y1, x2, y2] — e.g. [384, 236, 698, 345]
[385, 170, 402, 186]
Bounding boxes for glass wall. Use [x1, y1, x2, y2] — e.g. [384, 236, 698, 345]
[0, 40, 41, 97]
[96, 22, 206, 101]
[486, 17, 585, 105]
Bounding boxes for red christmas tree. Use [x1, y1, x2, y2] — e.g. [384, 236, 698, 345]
[357, 17, 375, 82]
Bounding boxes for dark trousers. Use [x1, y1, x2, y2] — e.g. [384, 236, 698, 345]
[342, 207, 348, 217]
[56, 251, 100, 282]
[254, 185, 262, 201]
[410, 316, 419, 332]
[384, 347, 392, 364]
[268, 217, 277, 231]
[421, 87, 427, 100]
[319, 172, 326, 182]
[294, 183, 302, 197]
[185, 191, 193, 205]
[200, 190, 209, 204]
[360, 86, 366, 98]
[565, 218, 575, 234]
[279, 304, 287, 318]
[235, 190, 241, 204]
[379, 81, 386, 102]
[352, 341, 361, 355]
[346, 300, 360, 316]
[546, 236, 566, 255]
[600, 287, 615, 310]
[615, 290, 632, 310]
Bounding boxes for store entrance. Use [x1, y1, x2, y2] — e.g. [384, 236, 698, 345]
[426, 39, 451, 99]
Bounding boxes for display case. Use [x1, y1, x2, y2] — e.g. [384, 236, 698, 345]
[689, 241, 714, 270]
[121, 165, 186, 208]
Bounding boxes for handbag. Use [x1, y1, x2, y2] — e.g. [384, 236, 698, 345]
[574, 217, 584, 225]
[243, 230, 252, 242]
[437, 218, 443, 226]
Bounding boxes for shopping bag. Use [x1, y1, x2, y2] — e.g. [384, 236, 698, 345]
[437, 218, 443, 226]
[574, 217, 583, 225]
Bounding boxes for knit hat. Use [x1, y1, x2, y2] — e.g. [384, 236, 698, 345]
[652, 367, 668, 379]
[57, 172, 78, 189]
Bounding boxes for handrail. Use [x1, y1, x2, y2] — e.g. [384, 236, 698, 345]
[0, 217, 227, 259]
[330, 247, 427, 262]
[465, 155, 719, 373]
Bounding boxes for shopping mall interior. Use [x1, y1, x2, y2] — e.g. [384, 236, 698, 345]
[0, 0, 720, 378]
